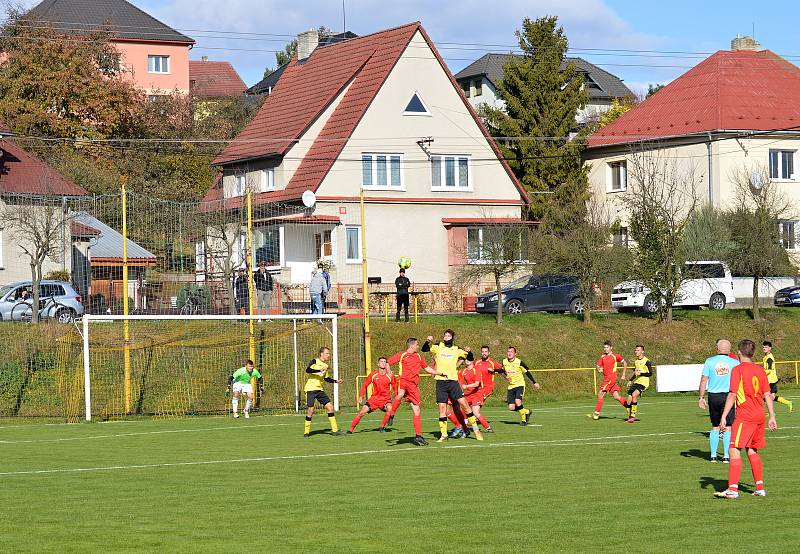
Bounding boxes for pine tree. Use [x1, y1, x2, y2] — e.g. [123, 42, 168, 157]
[482, 17, 589, 233]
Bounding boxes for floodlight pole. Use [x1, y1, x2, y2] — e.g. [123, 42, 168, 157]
[359, 188, 372, 373]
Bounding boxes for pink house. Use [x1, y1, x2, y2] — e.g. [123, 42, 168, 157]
[25, 0, 195, 95]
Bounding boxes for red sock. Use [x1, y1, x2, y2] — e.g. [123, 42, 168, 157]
[617, 397, 627, 407]
[412, 414, 422, 436]
[390, 398, 401, 414]
[728, 457, 743, 490]
[349, 414, 362, 432]
[381, 411, 392, 427]
[748, 452, 764, 490]
[477, 414, 490, 429]
[594, 397, 604, 414]
[448, 412, 462, 428]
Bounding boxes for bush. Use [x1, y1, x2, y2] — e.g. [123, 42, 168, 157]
[44, 270, 71, 282]
[89, 294, 107, 314]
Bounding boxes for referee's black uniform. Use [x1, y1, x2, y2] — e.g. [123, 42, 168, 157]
[395, 270, 410, 322]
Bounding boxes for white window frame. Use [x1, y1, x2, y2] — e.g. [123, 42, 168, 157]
[607, 160, 627, 192]
[403, 91, 431, 117]
[361, 153, 404, 190]
[431, 154, 472, 191]
[778, 220, 798, 251]
[769, 149, 796, 181]
[147, 55, 170, 74]
[260, 169, 275, 192]
[234, 174, 246, 197]
[466, 226, 527, 264]
[345, 225, 362, 264]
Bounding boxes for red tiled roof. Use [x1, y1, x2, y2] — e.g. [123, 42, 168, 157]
[0, 121, 12, 136]
[70, 221, 101, 237]
[189, 60, 247, 98]
[209, 22, 527, 205]
[0, 139, 87, 196]
[441, 217, 537, 226]
[260, 215, 341, 225]
[588, 49, 800, 147]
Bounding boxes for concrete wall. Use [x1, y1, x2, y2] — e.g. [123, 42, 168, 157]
[0, 203, 70, 285]
[114, 40, 191, 94]
[732, 277, 798, 299]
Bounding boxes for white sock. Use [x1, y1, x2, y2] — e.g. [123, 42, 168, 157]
[232, 397, 239, 414]
[244, 399, 252, 413]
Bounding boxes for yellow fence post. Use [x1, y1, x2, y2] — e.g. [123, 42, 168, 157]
[246, 190, 257, 399]
[359, 188, 372, 373]
[414, 295, 419, 323]
[121, 181, 131, 415]
[384, 296, 388, 322]
[796, 361, 799, 385]
[592, 369, 597, 396]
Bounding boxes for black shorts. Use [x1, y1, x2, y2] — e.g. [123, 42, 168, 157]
[436, 380, 464, 404]
[627, 383, 647, 396]
[506, 386, 525, 404]
[306, 390, 331, 408]
[708, 392, 734, 427]
[770, 383, 778, 395]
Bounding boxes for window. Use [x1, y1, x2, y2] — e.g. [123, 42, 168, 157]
[255, 227, 281, 266]
[461, 82, 471, 98]
[609, 161, 627, 192]
[431, 155, 471, 190]
[778, 220, 797, 250]
[315, 231, 332, 258]
[147, 55, 170, 74]
[467, 227, 526, 263]
[403, 93, 430, 115]
[40, 284, 66, 298]
[613, 226, 628, 247]
[345, 226, 361, 263]
[260, 169, 274, 192]
[234, 174, 246, 197]
[689, 263, 726, 279]
[769, 150, 795, 180]
[361, 153, 402, 188]
[473, 79, 483, 96]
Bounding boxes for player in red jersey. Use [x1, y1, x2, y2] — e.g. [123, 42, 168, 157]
[589, 340, 628, 420]
[474, 345, 501, 404]
[715, 339, 778, 499]
[386, 338, 437, 446]
[347, 357, 397, 434]
[445, 357, 491, 438]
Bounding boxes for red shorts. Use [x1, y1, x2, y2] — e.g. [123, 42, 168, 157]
[600, 380, 621, 395]
[465, 393, 484, 406]
[732, 419, 766, 449]
[398, 381, 421, 405]
[368, 397, 390, 411]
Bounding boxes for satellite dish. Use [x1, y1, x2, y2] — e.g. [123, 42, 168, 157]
[301, 190, 316, 208]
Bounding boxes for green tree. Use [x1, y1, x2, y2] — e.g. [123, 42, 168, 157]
[0, 9, 141, 139]
[595, 97, 635, 129]
[682, 203, 737, 262]
[482, 16, 589, 232]
[646, 84, 665, 98]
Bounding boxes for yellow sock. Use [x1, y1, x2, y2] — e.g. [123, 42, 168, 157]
[519, 408, 529, 421]
[631, 404, 638, 417]
[328, 415, 338, 433]
[777, 396, 791, 406]
[304, 418, 311, 435]
[439, 420, 448, 437]
[468, 415, 478, 429]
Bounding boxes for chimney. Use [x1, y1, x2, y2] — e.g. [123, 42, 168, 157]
[201, 56, 208, 62]
[731, 35, 763, 51]
[297, 29, 319, 61]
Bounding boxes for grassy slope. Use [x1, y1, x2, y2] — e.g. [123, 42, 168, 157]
[1, 398, 798, 553]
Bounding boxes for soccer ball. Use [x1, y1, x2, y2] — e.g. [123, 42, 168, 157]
[398, 257, 412, 270]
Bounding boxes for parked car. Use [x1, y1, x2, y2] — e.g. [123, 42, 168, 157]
[0, 280, 84, 323]
[774, 286, 800, 307]
[611, 261, 735, 313]
[475, 274, 584, 315]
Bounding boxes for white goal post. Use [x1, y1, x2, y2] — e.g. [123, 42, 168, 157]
[80, 314, 340, 422]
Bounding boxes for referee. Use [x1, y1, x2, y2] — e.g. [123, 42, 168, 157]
[698, 339, 739, 463]
[395, 268, 411, 322]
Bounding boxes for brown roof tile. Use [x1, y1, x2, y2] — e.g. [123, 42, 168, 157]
[0, 139, 87, 196]
[189, 59, 247, 98]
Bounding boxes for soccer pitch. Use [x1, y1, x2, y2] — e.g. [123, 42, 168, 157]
[2, 397, 798, 553]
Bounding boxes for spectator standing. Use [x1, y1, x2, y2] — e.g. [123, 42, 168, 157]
[234, 267, 250, 314]
[309, 268, 326, 315]
[395, 268, 411, 322]
[253, 261, 274, 315]
[319, 263, 332, 313]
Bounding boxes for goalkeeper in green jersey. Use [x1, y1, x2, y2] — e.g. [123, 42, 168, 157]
[226, 360, 262, 419]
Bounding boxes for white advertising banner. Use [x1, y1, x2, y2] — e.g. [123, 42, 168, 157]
[655, 364, 704, 392]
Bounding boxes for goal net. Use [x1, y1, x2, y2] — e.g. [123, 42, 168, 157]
[65, 314, 364, 422]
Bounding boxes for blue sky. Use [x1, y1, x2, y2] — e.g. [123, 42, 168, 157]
[13, 0, 800, 95]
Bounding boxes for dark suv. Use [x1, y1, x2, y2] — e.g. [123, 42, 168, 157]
[475, 274, 584, 315]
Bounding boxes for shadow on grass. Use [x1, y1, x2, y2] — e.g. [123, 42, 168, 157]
[700, 476, 750, 494]
[680, 448, 710, 460]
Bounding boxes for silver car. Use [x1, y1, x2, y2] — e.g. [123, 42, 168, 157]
[0, 280, 85, 323]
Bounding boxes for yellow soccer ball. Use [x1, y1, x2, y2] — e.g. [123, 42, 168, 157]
[398, 257, 412, 270]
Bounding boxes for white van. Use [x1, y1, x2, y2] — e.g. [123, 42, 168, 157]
[611, 261, 736, 313]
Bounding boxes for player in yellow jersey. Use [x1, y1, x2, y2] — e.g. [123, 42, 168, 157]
[623, 345, 652, 423]
[496, 346, 540, 425]
[763, 341, 793, 412]
[422, 330, 484, 442]
[303, 347, 345, 437]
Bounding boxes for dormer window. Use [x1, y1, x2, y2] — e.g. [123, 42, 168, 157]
[404, 93, 430, 116]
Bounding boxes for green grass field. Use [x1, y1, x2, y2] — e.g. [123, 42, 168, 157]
[2, 395, 798, 553]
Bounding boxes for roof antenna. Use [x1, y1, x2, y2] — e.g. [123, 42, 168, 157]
[342, 0, 347, 34]
[752, 22, 755, 39]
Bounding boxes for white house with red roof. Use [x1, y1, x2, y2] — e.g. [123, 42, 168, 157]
[204, 23, 528, 288]
[585, 36, 800, 251]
